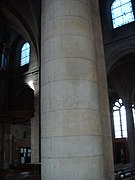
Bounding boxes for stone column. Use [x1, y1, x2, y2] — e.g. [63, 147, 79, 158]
[41, 0, 114, 179]
[124, 102, 135, 162]
[0, 123, 4, 168]
[90, 1, 114, 178]
[109, 102, 115, 139]
[3, 123, 11, 168]
[31, 81, 40, 163]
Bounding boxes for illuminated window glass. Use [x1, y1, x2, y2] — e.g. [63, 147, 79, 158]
[20, 42, 30, 66]
[111, 0, 134, 28]
[113, 99, 127, 138]
[132, 105, 135, 126]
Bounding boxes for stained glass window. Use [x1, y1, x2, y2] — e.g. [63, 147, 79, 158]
[111, 0, 134, 28]
[20, 42, 30, 66]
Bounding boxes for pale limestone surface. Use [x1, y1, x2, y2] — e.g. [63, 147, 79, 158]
[41, 110, 101, 137]
[42, 156, 104, 180]
[41, 0, 114, 179]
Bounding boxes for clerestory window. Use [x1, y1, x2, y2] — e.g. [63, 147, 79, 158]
[111, 0, 135, 29]
[20, 42, 30, 66]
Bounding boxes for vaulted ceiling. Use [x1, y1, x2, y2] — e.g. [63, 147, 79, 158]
[0, 0, 41, 55]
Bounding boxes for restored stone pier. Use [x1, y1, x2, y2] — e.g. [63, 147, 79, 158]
[41, 0, 114, 179]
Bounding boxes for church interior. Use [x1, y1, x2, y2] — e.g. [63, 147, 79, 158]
[0, 0, 135, 179]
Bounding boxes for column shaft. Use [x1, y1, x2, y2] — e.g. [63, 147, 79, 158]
[0, 123, 4, 167]
[125, 103, 135, 162]
[31, 83, 40, 163]
[3, 123, 11, 168]
[41, 0, 114, 179]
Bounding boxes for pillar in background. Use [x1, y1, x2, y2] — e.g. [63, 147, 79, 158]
[31, 81, 40, 163]
[41, 0, 114, 179]
[3, 123, 11, 168]
[124, 102, 135, 162]
[0, 123, 4, 168]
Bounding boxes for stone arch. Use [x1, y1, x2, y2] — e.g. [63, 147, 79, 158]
[106, 45, 135, 74]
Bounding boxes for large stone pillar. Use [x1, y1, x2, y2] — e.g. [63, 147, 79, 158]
[41, 0, 114, 179]
[124, 102, 135, 162]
